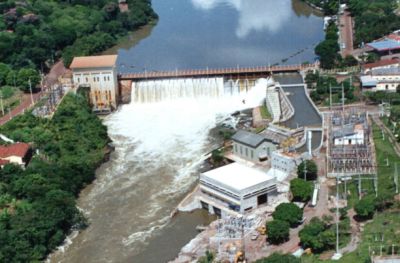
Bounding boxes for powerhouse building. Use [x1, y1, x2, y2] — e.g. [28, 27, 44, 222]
[199, 162, 277, 217]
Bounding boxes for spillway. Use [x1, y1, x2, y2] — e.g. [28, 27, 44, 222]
[49, 77, 271, 263]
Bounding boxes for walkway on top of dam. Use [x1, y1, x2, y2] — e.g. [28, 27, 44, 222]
[118, 63, 318, 81]
[274, 73, 322, 130]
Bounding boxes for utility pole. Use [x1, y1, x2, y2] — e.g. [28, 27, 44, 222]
[0, 94, 4, 116]
[29, 78, 34, 106]
[330, 83, 332, 110]
[395, 163, 398, 194]
[304, 159, 308, 181]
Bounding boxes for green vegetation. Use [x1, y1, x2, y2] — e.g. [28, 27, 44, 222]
[301, 0, 338, 15]
[290, 178, 314, 202]
[266, 220, 290, 245]
[255, 252, 300, 263]
[260, 104, 272, 120]
[335, 210, 400, 263]
[0, 94, 109, 261]
[348, 0, 400, 47]
[354, 196, 376, 220]
[297, 160, 318, 181]
[0, 0, 157, 92]
[198, 250, 215, 263]
[315, 22, 340, 69]
[305, 71, 358, 106]
[299, 217, 335, 253]
[272, 203, 303, 227]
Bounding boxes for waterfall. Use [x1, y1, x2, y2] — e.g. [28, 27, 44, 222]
[132, 77, 262, 104]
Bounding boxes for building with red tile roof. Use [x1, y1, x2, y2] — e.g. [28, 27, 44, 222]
[363, 58, 400, 73]
[0, 143, 32, 167]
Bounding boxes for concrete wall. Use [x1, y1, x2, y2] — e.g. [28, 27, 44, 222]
[233, 141, 276, 162]
[119, 79, 133, 104]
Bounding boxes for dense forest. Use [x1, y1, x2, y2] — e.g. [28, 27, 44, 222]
[0, 94, 110, 261]
[347, 0, 400, 47]
[0, 0, 157, 91]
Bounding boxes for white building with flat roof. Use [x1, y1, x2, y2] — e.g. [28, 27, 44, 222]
[199, 162, 277, 217]
[70, 55, 119, 112]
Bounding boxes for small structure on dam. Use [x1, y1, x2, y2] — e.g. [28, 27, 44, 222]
[199, 162, 278, 218]
[70, 55, 119, 112]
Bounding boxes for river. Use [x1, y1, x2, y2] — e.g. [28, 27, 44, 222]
[49, 1, 324, 262]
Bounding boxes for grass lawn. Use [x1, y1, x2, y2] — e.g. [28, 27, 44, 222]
[301, 211, 400, 263]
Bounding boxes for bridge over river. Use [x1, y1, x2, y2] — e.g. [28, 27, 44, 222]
[118, 63, 318, 81]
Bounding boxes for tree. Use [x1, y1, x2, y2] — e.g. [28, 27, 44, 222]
[17, 68, 40, 92]
[354, 196, 376, 220]
[297, 160, 318, 181]
[255, 253, 300, 263]
[290, 178, 313, 202]
[343, 55, 359, 67]
[272, 203, 303, 227]
[299, 217, 333, 252]
[266, 220, 290, 244]
[0, 63, 11, 86]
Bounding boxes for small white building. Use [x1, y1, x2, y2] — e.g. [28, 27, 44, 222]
[333, 123, 365, 146]
[70, 55, 119, 112]
[199, 162, 277, 217]
[231, 130, 277, 162]
[361, 67, 400, 92]
[271, 151, 300, 174]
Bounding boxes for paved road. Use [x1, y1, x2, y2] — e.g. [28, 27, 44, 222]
[0, 92, 42, 126]
[339, 11, 354, 57]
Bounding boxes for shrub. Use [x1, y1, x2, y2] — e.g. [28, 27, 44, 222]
[254, 252, 300, 263]
[266, 220, 290, 245]
[355, 196, 376, 220]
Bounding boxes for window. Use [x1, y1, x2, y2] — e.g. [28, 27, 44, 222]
[108, 90, 112, 101]
[240, 145, 243, 155]
[234, 144, 237, 153]
[107, 76, 110, 81]
[77, 78, 80, 83]
[104, 76, 107, 81]
[86, 77, 88, 82]
[250, 150, 254, 159]
[93, 77, 96, 82]
[245, 148, 248, 157]
[97, 77, 100, 82]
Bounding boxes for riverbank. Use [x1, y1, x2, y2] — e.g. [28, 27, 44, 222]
[0, 94, 111, 261]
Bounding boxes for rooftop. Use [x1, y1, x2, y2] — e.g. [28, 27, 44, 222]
[232, 130, 268, 148]
[371, 67, 400, 75]
[0, 143, 30, 158]
[367, 39, 400, 52]
[70, 55, 118, 69]
[360, 75, 377, 87]
[201, 162, 275, 192]
[363, 58, 400, 70]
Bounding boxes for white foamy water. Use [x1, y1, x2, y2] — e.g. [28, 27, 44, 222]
[49, 77, 271, 263]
